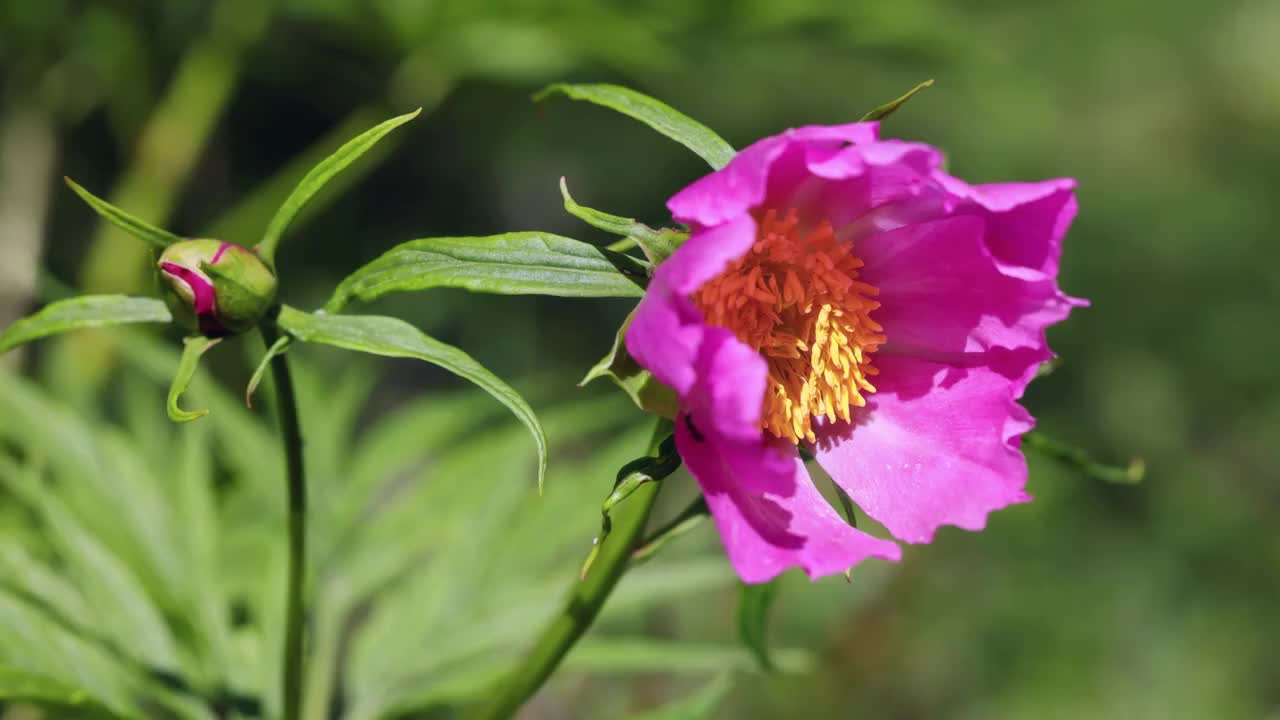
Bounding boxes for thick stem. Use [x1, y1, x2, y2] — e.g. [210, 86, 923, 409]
[472, 419, 673, 720]
[261, 324, 307, 720]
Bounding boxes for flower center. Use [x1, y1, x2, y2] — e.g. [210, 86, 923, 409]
[692, 208, 884, 444]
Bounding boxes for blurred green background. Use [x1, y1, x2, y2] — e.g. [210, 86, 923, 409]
[2, 1, 1278, 718]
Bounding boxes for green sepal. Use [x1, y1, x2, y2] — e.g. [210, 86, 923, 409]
[0, 665, 128, 720]
[63, 177, 182, 250]
[258, 108, 422, 265]
[168, 335, 220, 422]
[0, 295, 172, 355]
[737, 577, 782, 672]
[198, 256, 277, 331]
[581, 307, 679, 419]
[860, 79, 935, 122]
[535, 83, 736, 170]
[245, 334, 292, 407]
[560, 177, 687, 265]
[275, 305, 547, 490]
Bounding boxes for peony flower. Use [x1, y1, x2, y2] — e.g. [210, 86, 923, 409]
[158, 239, 278, 337]
[625, 122, 1084, 583]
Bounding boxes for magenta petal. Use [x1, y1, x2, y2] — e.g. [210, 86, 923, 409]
[626, 215, 757, 398]
[860, 215, 1072, 363]
[676, 416, 902, 583]
[160, 262, 216, 315]
[934, 174, 1079, 280]
[668, 123, 882, 228]
[813, 356, 1033, 545]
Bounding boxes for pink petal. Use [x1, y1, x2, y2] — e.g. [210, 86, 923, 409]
[676, 415, 901, 584]
[934, 174, 1079, 280]
[859, 215, 1075, 367]
[812, 356, 1034, 545]
[625, 215, 757, 398]
[668, 123, 882, 228]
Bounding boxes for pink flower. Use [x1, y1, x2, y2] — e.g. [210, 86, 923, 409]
[625, 122, 1084, 583]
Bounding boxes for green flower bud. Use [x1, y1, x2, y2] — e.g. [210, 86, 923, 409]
[157, 239, 277, 337]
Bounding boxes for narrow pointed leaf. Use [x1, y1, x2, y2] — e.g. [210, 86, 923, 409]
[535, 83, 735, 169]
[860, 79, 935, 122]
[167, 336, 220, 422]
[630, 496, 709, 565]
[737, 577, 782, 672]
[560, 177, 686, 264]
[0, 296, 171, 355]
[0, 666, 127, 720]
[325, 232, 648, 312]
[258, 109, 422, 264]
[246, 334, 292, 407]
[64, 178, 183, 250]
[276, 305, 547, 488]
[581, 307, 679, 418]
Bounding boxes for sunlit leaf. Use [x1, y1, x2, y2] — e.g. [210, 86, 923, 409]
[257, 109, 422, 264]
[0, 665, 127, 720]
[325, 232, 648, 312]
[535, 83, 735, 169]
[64, 177, 182, 250]
[276, 305, 547, 489]
[0, 295, 171, 355]
[560, 177, 686, 264]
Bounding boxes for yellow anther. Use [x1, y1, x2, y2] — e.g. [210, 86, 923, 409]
[693, 208, 884, 444]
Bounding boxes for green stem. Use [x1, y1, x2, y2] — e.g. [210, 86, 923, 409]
[261, 323, 307, 720]
[472, 419, 673, 720]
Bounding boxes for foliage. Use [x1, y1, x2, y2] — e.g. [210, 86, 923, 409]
[0, 341, 766, 718]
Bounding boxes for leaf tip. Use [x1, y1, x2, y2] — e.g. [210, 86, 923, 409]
[1126, 457, 1147, 483]
[531, 83, 565, 104]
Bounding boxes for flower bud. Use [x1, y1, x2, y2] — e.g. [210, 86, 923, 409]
[157, 239, 277, 337]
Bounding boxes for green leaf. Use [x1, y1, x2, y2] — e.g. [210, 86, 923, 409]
[0, 665, 127, 720]
[167, 335, 220, 423]
[860, 79, 935, 122]
[737, 577, 781, 672]
[560, 177, 686, 264]
[257, 108, 422, 265]
[623, 673, 733, 720]
[276, 305, 547, 489]
[581, 307, 679, 419]
[64, 177, 182, 250]
[0, 295, 171, 355]
[535, 83, 735, 170]
[325, 232, 648, 312]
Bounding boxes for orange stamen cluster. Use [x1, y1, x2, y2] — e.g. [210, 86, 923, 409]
[693, 208, 884, 444]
